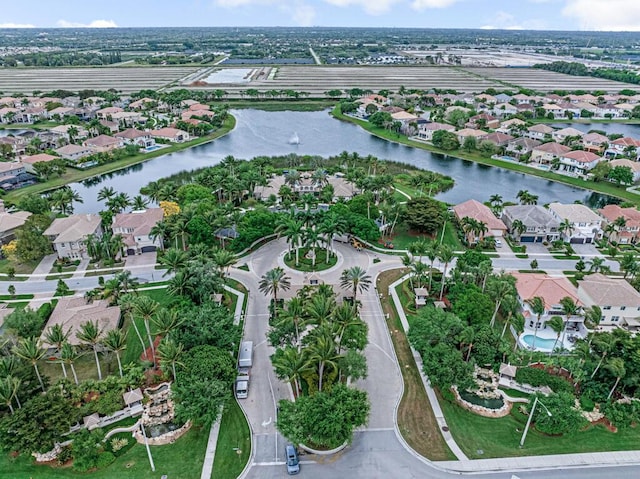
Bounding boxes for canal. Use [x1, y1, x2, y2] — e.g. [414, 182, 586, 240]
[65, 110, 619, 213]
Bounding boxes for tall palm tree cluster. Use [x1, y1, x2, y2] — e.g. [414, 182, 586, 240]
[407, 240, 455, 301]
[276, 210, 348, 267]
[459, 217, 489, 245]
[268, 283, 369, 397]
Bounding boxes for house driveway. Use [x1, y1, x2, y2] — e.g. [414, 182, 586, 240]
[124, 251, 157, 269]
[571, 243, 602, 257]
[523, 243, 549, 255]
[31, 254, 58, 278]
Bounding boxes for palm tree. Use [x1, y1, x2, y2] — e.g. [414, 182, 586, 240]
[606, 357, 626, 400]
[60, 341, 80, 385]
[558, 219, 574, 242]
[159, 248, 188, 277]
[150, 220, 171, 251]
[276, 217, 304, 264]
[340, 266, 372, 304]
[306, 331, 340, 392]
[0, 376, 20, 414]
[487, 277, 513, 328]
[97, 186, 116, 202]
[259, 267, 291, 312]
[43, 324, 70, 378]
[500, 294, 520, 338]
[102, 329, 127, 377]
[133, 296, 159, 367]
[13, 337, 46, 391]
[305, 294, 336, 327]
[409, 239, 428, 264]
[331, 302, 360, 353]
[157, 338, 184, 384]
[437, 245, 455, 301]
[410, 261, 429, 289]
[424, 241, 439, 291]
[547, 315, 565, 354]
[510, 219, 526, 241]
[584, 305, 603, 330]
[212, 249, 236, 276]
[526, 296, 546, 352]
[279, 297, 306, 348]
[489, 194, 503, 215]
[458, 326, 475, 362]
[131, 195, 149, 211]
[590, 334, 614, 379]
[272, 346, 307, 398]
[76, 320, 103, 380]
[151, 308, 184, 340]
[167, 270, 193, 298]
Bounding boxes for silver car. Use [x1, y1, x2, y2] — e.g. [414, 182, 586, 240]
[285, 444, 300, 475]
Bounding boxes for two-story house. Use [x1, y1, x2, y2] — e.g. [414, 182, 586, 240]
[548, 203, 603, 244]
[112, 208, 164, 255]
[43, 214, 103, 259]
[598, 204, 640, 244]
[530, 142, 571, 165]
[526, 124, 555, 141]
[552, 127, 584, 144]
[453, 199, 507, 242]
[415, 122, 455, 142]
[578, 273, 640, 333]
[582, 132, 609, 153]
[505, 137, 541, 160]
[55, 144, 94, 162]
[83, 135, 124, 153]
[558, 150, 602, 175]
[114, 128, 155, 148]
[502, 205, 560, 243]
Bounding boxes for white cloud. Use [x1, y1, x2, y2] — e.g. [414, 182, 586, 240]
[214, 0, 316, 25]
[562, 0, 640, 31]
[57, 19, 118, 28]
[0, 23, 35, 28]
[292, 3, 316, 26]
[411, 0, 461, 9]
[215, 0, 276, 6]
[323, 0, 399, 15]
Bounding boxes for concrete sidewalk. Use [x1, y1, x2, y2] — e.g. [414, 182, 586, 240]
[438, 449, 640, 472]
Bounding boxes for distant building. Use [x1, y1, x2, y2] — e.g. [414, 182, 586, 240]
[112, 208, 164, 255]
[44, 214, 103, 259]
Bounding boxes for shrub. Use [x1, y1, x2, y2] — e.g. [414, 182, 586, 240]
[110, 437, 129, 453]
[96, 451, 116, 469]
[534, 392, 587, 435]
[579, 396, 595, 412]
[601, 401, 640, 429]
[37, 302, 53, 321]
[515, 367, 574, 394]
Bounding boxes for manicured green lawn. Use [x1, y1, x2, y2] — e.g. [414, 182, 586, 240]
[386, 220, 463, 252]
[439, 393, 640, 458]
[0, 258, 39, 276]
[283, 248, 337, 272]
[0, 425, 209, 479]
[137, 287, 173, 308]
[212, 399, 251, 479]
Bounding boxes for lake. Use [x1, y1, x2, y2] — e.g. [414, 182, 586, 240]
[69, 109, 616, 213]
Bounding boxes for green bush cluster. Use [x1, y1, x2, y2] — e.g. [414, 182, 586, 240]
[515, 367, 574, 394]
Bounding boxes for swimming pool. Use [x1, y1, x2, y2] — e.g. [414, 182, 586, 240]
[520, 334, 560, 352]
[145, 145, 163, 152]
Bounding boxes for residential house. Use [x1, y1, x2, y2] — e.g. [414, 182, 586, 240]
[48, 106, 75, 118]
[0, 162, 35, 191]
[44, 214, 103, 259]
[530, 142, 571, 165]
[511, 272, 585, 337]
[552, 127, 584, 144]
[558, 150, 602, 175]
[0, 136, 27, 157]
[114, 128, 154, 148]
[526, 124, 555, 141]
[513, 94, 533, 104]
[607, 137, 640, 159]
[505, 137, 541, 160]
[465, 113, 499, 130]
[99, 119, 119, 134]
[501, 205, 560, 243]
[150, 127, 189, 143]
[20, 153, 58, 174]
[542, 103, 566, 118]
[49, 124, 89, 141]
[497, 118, 526, 134]
[40, 297, 120, 348]
[55, 144, 93, 162]
[112, 208, 164, 255]
[453, 199, 507, 240]
[0, 161, 26, 179]
[578, 273, 640, 333]
[548, 202, 603, 244]
[128, 98, 156, 110]
[0, 107, 20, 124]
[0, 200, 31, 244]
[96, 106, 123, 120]
[582, 132, 609, 153]
[595, 104, 624, 119]
[608, 159, 640, 183]
[598, 204, 640, 244]
[481, 132, 514, 149]
[253, 173, 360, 202]
[111, 111, 145, 127]
[415, 122, 455, 142]
[83, 135, 124, 153]
[456, 128, 486, 144]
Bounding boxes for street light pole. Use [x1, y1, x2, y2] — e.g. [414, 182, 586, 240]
[140, 421, 156, 472]
[519, 396, 552, 448]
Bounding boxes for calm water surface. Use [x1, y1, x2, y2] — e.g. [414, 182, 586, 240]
[64, 110, 618, 213]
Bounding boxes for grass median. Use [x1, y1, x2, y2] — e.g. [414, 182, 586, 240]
[376, 268, 455, 461]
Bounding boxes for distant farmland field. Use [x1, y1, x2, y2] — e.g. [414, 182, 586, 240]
[184, 65, 639, 96]
[0, 66, 199, 93]
[465, 67, 640, 92]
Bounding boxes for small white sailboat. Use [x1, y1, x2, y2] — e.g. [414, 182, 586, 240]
[288, 132, 300, 145]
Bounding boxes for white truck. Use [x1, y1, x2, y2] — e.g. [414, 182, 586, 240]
[235, 341, 253, 399]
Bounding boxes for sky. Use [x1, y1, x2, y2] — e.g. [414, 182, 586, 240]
[1, 0, 640, 31]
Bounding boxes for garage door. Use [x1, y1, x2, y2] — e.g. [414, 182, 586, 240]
[141, 246, 157, 253]
[570, 238, 585, 244]
[126, 248, 135, 256]
[521, 236, 535, 243]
